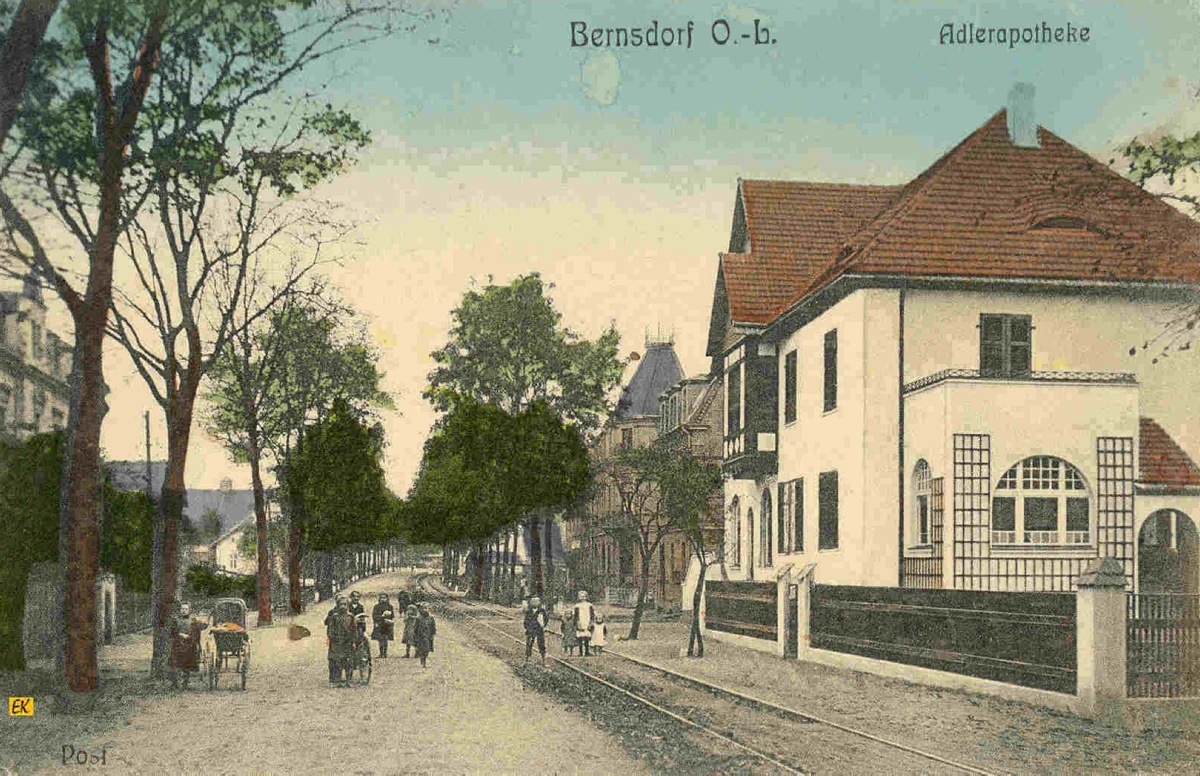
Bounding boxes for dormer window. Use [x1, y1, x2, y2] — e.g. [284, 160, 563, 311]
[1032, 215, 1093, 231]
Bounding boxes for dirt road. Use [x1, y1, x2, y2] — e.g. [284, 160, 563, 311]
[3, 572, 646, 775]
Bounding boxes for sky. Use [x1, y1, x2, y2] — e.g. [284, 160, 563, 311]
[78, 0, 1200, 493]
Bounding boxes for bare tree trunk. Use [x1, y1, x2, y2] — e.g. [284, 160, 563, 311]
[151, 392, 195, 677]
[688, 557, 707, 658]
[628, 558, 651, 641]
[543, 516, 554, 582]
[473, 543, 484, 597]
[59, 305, 107, 691]
[528, 516, 543, 597]
[288, 520, 303, 613]
[247, 429, 271, 625]
[0, 0, 59, 152]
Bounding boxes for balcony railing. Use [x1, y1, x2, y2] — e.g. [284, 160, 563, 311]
[903, 369, 1137, 395]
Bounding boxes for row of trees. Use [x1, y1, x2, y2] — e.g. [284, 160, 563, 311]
[402, 274, 622, 600]
[0, 0, 414, 690]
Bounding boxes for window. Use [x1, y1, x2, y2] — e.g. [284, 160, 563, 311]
[823, 330, 837, 412]
[911, 460, 932, 546]
[51, 409, 64, 429]
[777, 478, 803, 554]
[991, 456, 1090, 545]
[783, 349, 797, 424]
[727, 497, 741, 567]
[727, 361, 742, 435]
[979, 314, 1031, 378]
[620, 428, 633, 449]
[818, 471, 838, 550]
[760, 489, 773, 567]
[794, 478, 804, 552]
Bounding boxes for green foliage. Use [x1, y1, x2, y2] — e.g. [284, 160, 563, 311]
[403, 395, 591, 547]
[198, 507, 222, 540]
[282, 398, 392, 553]
[185, 564, 255, 600]
[0, 431, 156, 668]
[100, 485, 154, 593]
[425, 273, 623, 434]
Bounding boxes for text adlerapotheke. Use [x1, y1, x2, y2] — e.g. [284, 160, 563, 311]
[940, 22, 1090, 47]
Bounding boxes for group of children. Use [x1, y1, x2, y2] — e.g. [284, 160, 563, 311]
[520, 590, 609, 665]
[560, 600, 607, 656]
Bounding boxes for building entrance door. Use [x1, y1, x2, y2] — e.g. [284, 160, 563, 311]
[1139, 509, 1199, 595]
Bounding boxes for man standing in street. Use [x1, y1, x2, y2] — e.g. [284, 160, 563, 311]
[523, 595, 549, 665]
[325, 594, 356, 686]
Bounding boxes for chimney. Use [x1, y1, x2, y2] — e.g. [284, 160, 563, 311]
[1007, 83, 1039, 148]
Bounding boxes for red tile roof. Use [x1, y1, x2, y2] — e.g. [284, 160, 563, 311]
[724, 181, 899, 324]
[1139, 417, 1200, 488]
[720, 110, 1200, 327]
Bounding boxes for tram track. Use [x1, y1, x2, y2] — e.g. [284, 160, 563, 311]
[417, 574, 999, 776]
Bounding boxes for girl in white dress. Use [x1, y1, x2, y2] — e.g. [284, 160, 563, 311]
[591, 613, 608, 654]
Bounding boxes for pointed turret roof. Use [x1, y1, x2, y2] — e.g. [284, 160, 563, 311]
[614, 341, 684, 421]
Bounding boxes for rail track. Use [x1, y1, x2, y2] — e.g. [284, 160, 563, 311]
[417, 575, 998, 776]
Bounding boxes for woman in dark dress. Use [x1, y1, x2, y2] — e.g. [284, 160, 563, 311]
[412, 604, 436, 667]
[371, 593, 395, 658]
[401, 603, 418, 658]
[168, 601, 207, 689]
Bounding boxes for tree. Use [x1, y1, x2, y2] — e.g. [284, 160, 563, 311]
[198, 507, 221, 541]
[590, 441, 720, 642]
[73, 0, 396, 676]
[281, 398, 391, 599]
[0, 0, 170, 691]
[0, 0, 60, 153]
[424, 274, 622, 593]
[403, 396, 591, 597]
[1121, 132, 1200, 358]
[211, 288, 390, 614]
[653, 441, 722, 657]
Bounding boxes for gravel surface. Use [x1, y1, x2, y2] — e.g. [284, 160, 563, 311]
[451, 592, 1200, 775]
[1, 572, 647, 775]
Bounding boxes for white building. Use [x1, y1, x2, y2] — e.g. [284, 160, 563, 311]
[708, 87, 1200, 595]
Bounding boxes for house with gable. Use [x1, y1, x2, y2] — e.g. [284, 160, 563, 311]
[709, 85, 1200, 596]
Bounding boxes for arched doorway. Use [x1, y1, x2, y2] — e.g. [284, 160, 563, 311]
[1139, 509, 1200, 595]
[760, 489, 773, 568]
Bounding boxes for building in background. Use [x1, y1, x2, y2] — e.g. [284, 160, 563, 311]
[0, 274, 71, 441]
[574, 335, 684, 607]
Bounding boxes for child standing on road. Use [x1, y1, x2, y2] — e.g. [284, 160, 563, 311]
[591, 613, 607, 655]
[561, 609, 578, 656]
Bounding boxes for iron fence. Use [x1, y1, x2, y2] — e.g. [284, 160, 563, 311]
[1127, 593, 1200, 698]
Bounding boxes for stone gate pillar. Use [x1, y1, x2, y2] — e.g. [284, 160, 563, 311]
[1076, 557, 1127, 715]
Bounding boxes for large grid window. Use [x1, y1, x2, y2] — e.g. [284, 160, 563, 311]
[818, 471, 839, 550]
[979, 314, 1032, 378]
[911, 459, 932, 546]
[783, 349, 797, 424]
[823, 330, 838, 412]
[992, 456, 1090, 546]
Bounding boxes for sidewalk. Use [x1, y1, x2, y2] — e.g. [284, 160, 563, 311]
[472, 592, 1200, 774]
